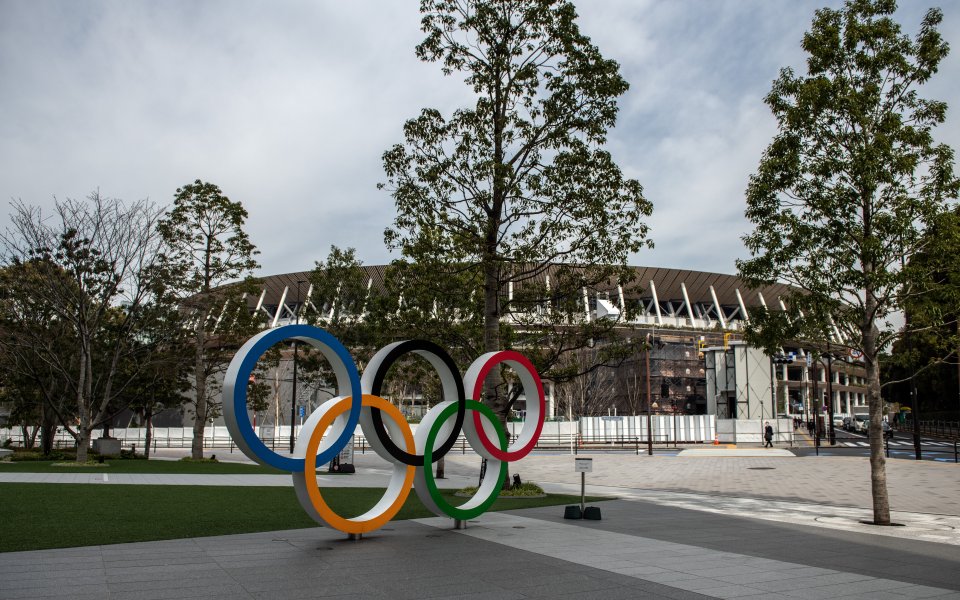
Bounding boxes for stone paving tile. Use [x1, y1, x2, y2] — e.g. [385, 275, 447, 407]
[706, 584, 771, 599]
[4, 489, 960, 600]
[0, 582, 110, 599]
[419, 511, 960, 600]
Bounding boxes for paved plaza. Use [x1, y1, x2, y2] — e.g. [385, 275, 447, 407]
[2, 450, 959, 599]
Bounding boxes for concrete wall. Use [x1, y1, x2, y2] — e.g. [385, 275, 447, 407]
[716, 418, 793, 445]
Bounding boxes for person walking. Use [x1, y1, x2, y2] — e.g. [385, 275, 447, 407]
[764, 421, 774, 448]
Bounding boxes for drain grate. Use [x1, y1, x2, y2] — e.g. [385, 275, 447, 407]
[748, 467, 776, 470]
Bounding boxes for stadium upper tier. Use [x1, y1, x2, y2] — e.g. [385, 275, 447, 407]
[238, 265, 793, 332]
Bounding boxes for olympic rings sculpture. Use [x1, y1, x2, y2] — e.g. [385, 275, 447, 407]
[223, 324, 545, 535]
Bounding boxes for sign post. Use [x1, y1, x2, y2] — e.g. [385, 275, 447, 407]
[574, 458, 592, 513]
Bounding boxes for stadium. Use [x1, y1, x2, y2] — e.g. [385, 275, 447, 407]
[235, 264, 868, 427]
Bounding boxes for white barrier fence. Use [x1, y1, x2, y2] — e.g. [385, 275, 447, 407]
[579, 415, 716, 444]
[0, 416, 793, 451]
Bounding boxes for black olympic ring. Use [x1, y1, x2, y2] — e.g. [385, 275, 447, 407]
[362, 339, 466, 467]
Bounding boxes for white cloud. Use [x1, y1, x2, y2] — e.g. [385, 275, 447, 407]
[1, 0, 958, 278]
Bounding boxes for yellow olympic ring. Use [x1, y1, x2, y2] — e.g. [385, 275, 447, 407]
[292, 394, 415, 534]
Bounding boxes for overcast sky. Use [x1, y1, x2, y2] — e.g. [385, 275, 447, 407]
[2, 1, 958, 279]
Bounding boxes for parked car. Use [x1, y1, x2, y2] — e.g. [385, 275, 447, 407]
[833, 415, 846, 429]
[853, 414, 869, 433]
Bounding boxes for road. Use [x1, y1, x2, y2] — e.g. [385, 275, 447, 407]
[796, 428, 959, 462]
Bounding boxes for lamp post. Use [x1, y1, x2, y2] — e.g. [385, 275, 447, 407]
[811, 355, 820, 453]
[645, 332, 653, 456]
[826, 345, 836, 446]
[290, 279, 306, 454]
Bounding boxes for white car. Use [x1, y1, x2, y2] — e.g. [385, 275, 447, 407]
[852, 414, 869, 433]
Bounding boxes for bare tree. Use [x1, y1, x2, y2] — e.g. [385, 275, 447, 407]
[1, 192, 171, 461]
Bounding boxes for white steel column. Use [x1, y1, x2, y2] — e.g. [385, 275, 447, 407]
[735, 288, 749, 323]
[546, 381, 556, 419]
[254, 289, 270, 318]
[582, 287, 590, 321]
[360, 278, 373, 316]
[272, 286, 289, 328]
[649, 280, 663, 325]
[681, 282, 696, 326]
[212, 299, 230, 333]
[709, 285, 727, 329]
[302, 283, 314, 318]
[545, 275, 553, 317]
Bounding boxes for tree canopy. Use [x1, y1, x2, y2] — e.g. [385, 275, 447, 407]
[381, 0, 651, 425]
[737, 0, 957, 525]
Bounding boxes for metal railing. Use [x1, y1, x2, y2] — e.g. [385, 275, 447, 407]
[2, 429, 705, 455]
[910, 420, 960, 440]
[884, 434, 958, 463]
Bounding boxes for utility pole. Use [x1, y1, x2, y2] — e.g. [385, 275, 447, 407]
[290, 279, 306, 454]
[646, 332, 653, 456]
[827, 342, 835, 446]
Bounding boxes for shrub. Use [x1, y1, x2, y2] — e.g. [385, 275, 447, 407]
[456, 481, 545, 497]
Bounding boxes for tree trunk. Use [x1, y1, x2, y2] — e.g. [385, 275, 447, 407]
[191, 326, 207, 460]
[483, 259, 511, 489]
[144, 408, 153, 460]
[75, 340, 90, 462]
[863, 307, 891, 525]
[20, 424, 34, 450]
[40, 401, 56, 456]
[436, 456, 445, 479]
[77, 426, 91, 463]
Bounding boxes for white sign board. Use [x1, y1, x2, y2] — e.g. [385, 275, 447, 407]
[574, 458, 593, 473]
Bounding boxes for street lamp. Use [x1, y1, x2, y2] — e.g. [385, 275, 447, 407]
[290, 279, 306, 454]
[645, 332, 654, 456]
[825, 345, 836, 446]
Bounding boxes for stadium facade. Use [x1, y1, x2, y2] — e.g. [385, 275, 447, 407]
[218, 265, 868, 428]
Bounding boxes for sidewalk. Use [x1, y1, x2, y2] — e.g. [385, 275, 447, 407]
[3, 452, 960, 599]
[3, 451, 958, 544]
[2, 501, 959, 600]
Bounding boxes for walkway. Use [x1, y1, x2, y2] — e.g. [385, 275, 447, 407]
[2, 502, 959, 600]
[4, 451, 960, 598]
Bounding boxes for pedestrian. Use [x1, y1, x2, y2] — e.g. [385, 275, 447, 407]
[763, 421, 774, 448]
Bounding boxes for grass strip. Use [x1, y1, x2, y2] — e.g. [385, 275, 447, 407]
[0, 483, 608, 553]
[0, 459, 285, 475]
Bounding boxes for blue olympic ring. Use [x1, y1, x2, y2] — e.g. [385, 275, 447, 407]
[222, 324, 362, 471]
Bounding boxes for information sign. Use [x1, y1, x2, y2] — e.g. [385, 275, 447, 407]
[574, 458, 593, 473]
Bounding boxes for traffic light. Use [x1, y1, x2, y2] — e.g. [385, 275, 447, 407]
[772, 353, 795, 365]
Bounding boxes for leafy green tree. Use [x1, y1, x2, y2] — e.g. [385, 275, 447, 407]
[297, 247, 384, 415]
[381, 0, 651, 428]
[158, 180, 261, 460]
[881, 205, 960, 421]
[119, 304, 192, 459]
[737, 0, 957, 525]
[0, 261, 76, 453]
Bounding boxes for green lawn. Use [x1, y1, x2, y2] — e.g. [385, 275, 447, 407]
[0, 459, 286, 474]
[0, 484, 608, 552]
